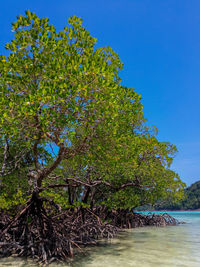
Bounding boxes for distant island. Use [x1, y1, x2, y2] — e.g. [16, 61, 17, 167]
[156, 181, 200, 210]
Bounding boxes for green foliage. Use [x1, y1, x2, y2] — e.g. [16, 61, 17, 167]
[0, 11, 185, 211]
[0, 187, 28, 210]
[41, 189, 70, 209]
[0, 11, 122, 151]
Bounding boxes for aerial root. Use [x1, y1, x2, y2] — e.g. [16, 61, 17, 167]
[0, 198, 178, 265]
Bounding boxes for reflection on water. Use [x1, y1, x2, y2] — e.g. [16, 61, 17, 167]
[1, 212, 200, 267]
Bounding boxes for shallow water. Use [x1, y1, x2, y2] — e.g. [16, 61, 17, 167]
[1, 211, 200, 267]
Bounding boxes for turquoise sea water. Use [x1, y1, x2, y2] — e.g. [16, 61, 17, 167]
[0, 211, 200, 267]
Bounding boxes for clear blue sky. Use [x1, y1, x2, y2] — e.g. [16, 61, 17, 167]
[1, 0, 200, 186]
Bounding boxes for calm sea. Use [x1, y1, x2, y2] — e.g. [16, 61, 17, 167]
[0, 211, 200, 267]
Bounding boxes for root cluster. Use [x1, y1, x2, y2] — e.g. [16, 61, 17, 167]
[0, 194, 179, 265]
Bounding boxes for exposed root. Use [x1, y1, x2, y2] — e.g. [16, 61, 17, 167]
[0, 198, 179, 265]
[0, 195, 117, 264]
[96, 209, 178, 229]
[0, 192, 73, 264]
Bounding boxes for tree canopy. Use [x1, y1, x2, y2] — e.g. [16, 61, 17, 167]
[0, 11, 185, 211]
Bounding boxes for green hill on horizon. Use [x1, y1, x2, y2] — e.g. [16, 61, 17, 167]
[156, 181, 200, 210]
